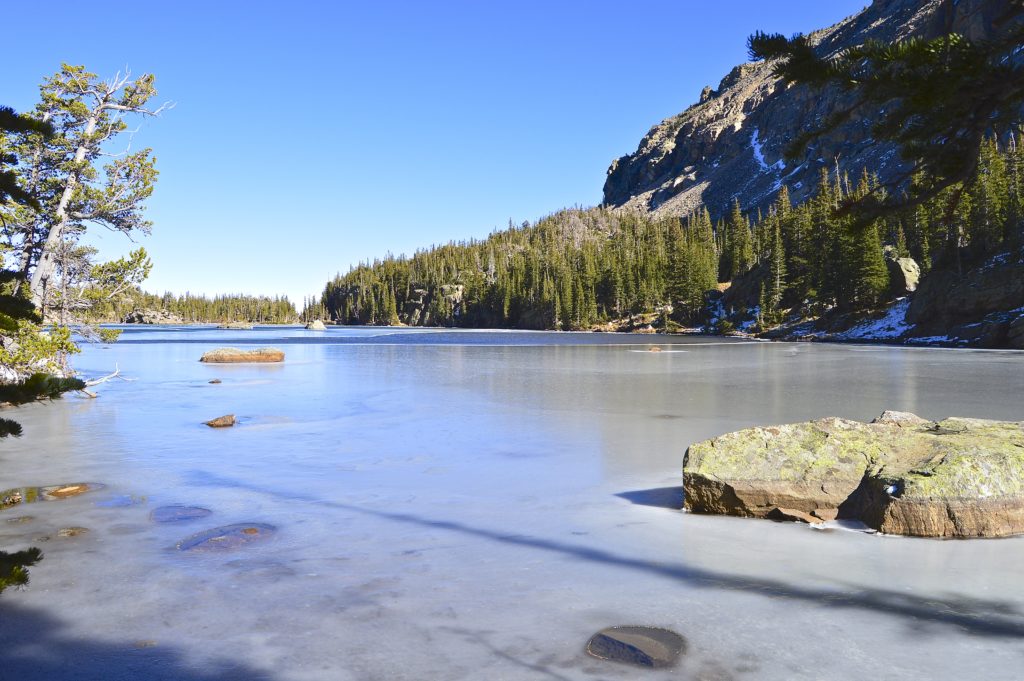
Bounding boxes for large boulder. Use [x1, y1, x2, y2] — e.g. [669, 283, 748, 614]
[199, 347, 284, 363]
[305, 319, 327, 330]
[683, 412, 1024, 538]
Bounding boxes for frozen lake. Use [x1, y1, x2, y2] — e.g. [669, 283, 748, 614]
[2, 326, 1023, 680]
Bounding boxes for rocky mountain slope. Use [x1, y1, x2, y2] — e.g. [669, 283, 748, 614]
[603, 0, 1013, 218]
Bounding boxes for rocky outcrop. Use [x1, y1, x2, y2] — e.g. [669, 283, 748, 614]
[1008, 314, 1024, 349]
[305, 319, 327, 330]
[199, 347, 284, 363]
[123, 308, 183, 324]
[683, 411, 1024, 538]
[401, 284, 466, 327]
[884, 247, 920, 295]
[905, 249, 1024, 346]
[603, 0, 1014, 219]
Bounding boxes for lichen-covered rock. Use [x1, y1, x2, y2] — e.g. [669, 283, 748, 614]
[683, 413, 1024, 538]
[199, 347, 284, 363]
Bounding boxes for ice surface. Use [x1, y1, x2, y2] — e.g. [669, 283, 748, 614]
[1, 327, 1023, 680]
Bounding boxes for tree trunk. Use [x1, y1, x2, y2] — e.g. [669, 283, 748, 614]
[13, 110, 53, 296]
[28, 114, 98, 308]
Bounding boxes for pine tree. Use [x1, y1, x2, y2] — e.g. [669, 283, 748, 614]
[726, 199, 753, 280]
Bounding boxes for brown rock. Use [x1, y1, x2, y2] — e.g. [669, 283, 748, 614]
[208, 379, 222, 384]
[43, 483, 101, 500]
[57, 527, 89, 538]
[205, 414, 236, 428]
[767, 507, 823, 525]
[199, 347, 284, 363]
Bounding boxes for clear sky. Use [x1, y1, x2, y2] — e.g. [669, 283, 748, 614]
[2, 0, 867, 307]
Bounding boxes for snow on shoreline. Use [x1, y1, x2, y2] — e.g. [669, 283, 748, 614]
[836, 298, 913, 341]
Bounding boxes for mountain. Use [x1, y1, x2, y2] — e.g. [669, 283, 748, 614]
[319, 0, 1023, 348]
[602, 0, 1014, 219]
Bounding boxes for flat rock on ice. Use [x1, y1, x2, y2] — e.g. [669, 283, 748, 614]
[683, 411, 1024, 538]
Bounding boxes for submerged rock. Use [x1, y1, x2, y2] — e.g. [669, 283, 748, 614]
[151, 505, 212, 523]
[204, 414, 236, 428]
[199, 347, 284, 363]
[586, 626, 686, 668]
[683, 412, 1024, 538]
[2, 483, 104, 510]
[57, 527, 89, 538]
[176, 523, 276, 552]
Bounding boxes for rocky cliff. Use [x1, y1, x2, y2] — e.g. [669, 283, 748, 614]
[603, 0, 1014, 218]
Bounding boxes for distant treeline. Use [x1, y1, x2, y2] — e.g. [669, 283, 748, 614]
[89, 291, 298, 324]
[319, 137, 1022, 330]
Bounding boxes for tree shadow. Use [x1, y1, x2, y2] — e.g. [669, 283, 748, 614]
[185, 470, 1024, 640]
[615, 486, 684, 509]
[0, 600, 278, 681]
[438, 626, 578, 681]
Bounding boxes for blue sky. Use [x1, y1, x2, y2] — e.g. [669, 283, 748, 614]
[2, 1, 866, 306]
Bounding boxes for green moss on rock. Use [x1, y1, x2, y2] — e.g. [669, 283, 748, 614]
[683, 413, 1024, 538]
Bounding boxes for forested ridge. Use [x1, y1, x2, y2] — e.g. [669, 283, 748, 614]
[88, 290, 298, 324]
[319, 137, 1023, 332]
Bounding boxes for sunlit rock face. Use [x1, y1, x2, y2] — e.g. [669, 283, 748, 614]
[683, 411, 1024, 538]
[603, 0, 1015, 219]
